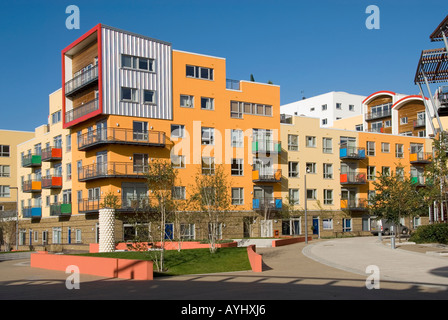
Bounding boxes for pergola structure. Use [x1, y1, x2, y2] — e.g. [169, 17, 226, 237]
[415, 15, 448, 129]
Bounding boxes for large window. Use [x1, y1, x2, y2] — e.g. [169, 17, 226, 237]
[231, 129, 243, 148]
[133, 121, 148, 141]
[0, 165, 10, 177]
[0, 145, 10, 157]
[202, 157, 215, 175]
[289, 189, 299, 205]
[323, 163, 333, 179]
[0, 185, 10, 198]
[133, 154, 149, 172]
[231, 159, 243, 176]
[366, 141, 375, 156]
[171, 124, 185, 139]
[186, 65, 214, 80]
[171, 155, 185, 169]
[231, 187, 244, 205]
[322, 138, 332, 153]
[324, 189, 333, 205]
[288, 134, 298, 151]
[122, 54, 154, 72]
[288, 161, 299, 178]
[201, 127, 215, 145]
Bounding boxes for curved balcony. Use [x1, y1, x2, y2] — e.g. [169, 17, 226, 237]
[78, 162, 148, 182]
[77, 128, 166, 151]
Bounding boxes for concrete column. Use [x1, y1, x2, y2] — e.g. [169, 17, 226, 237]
[99, 208, 115, 252]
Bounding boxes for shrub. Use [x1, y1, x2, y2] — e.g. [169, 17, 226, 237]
[410, 223, 448, 244]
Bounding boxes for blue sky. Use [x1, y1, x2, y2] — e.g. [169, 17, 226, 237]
[0, 0, 446, 131]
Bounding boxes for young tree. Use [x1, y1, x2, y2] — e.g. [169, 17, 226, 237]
[368, 169, 428, 241]
[190, 164, 231, 253]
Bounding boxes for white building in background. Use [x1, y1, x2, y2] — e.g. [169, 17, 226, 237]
[280, 91, 366, 128]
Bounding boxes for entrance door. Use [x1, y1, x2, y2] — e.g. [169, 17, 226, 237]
[96, 151, 107, 176]
[312, 217, 319, 235]
[165, 223, 174, 240]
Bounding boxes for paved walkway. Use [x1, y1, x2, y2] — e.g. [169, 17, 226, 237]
[1, 237, 448, 300]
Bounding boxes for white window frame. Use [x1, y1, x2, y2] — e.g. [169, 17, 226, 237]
[201, 97, 214, 110]
[171, 124, 185, 139]
[121, 87, 138, 102]
[201, 127, 215, 145]
[289, 188, 300, 205]
[231, 129, 243, 148]
[180, 94, 194, 108]
[231, 187, 244, 205]
[288, 161, 299, 178]
[306, 136, 316, 148]
[171, 155, 186, 169]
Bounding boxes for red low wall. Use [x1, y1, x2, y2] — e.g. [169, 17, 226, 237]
[272, 236, 312, 247]
[31, 252, 153, 280]
[247, 245, 262, 272]
[89, 241, 237, 253]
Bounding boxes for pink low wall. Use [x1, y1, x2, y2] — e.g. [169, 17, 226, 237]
[247, 245, 262, 272]
[89, 241, 237, 253]
[272, 236, 312, 247]
[31, 252, 153, 280]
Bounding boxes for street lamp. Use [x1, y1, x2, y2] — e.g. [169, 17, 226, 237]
[9, 186, 18, 251]
[304, 168, 311, 244]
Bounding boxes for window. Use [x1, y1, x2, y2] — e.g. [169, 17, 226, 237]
[186, 65, 213, 80]
[143, 90, 155, 104]
[349, 104, 355, 111]
[323, 163, 333, 179]
[324, 189, 333, 205]
[381, 142, 390, 153]
[202, 157, 215, 175]
[66, 135, 71, 152]
[288, 134, 298, 151]
[180, 224, 195, 240]
[367, 166, 376, 180]
[231, 159, 243, 176]
[231, 187, 244, 205]
[306, 189, 317, 200]
[88, 187, 100, 200]
[66, 163, 72, 180]
[306, 162, 316, 174]
[54, 135, 62, 149]
[172, 186, 186, 200]
[133, 121, 148, 141]
[384, 120, 391, 128]
[230, 101, 243, 118]
[0, 185, 10, 197]
[371, 121, 382, 133]
[121, 87, 138, 102]
[231, 129, 243, 148]
[306, 136, 316, 148]
[418, 130, 426, 137]
[51, 111, 61, 124]
[201, 97, 214, 110]
[53, 227, 62, 244]
[382, 166, 390, 176]
[63, 189, 72, 204]
[322, 119, 328, 126]
[0, 145, 10, 157]
[322, 104, 327, 111]
[133, 154, 149, 172]
[288, 161, 299, 178]
[323, 218, 333, 230]
[401, 131, 413, 136]
[171, 155, 185, 169]
[76, 229, 82, 243]
[400, 117, 408, 125]
[171, 124, 185, 138]
[355, 124, 363, 131]
[322, 138, 332, 153]
[396, 167, 404, 180]
[201, 127, 214, 145]
[0, 165, 10, 177]
[121, 54, 154, 72]
[180, 95, 194, 108]
[289, 189, 299, 205]
[366, 141, 375, 156]
[343, 219, 352, 232]
[395, 144, 404, 158]
[336, 103, 342, 110]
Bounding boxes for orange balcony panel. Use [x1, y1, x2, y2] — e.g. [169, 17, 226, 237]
[340, 173, 348, 184]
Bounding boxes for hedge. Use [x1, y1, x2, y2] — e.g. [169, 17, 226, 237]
[409, 223, 448, 244]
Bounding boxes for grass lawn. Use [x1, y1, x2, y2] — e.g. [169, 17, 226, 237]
[75, 247, 251, 277]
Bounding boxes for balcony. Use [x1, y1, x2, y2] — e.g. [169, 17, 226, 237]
[410, 152, 432, 164]
[22, 180, 41, 193]
[78, 128, 166, 151]
[78, 196, 151, 213]
[78, 162, 148, 182]
[252, 169, 282, 183]
[252, 197, 282, 211]
[365, 108, 392, 121]
[41, 147, 62, 162]
[41, 175, 63, 189]
[339, 147, 366, 160]
[411, 176, 426, 187]
[341, 198, 368, 211]
[252, 141, 281, 154]
[413, 119, 426, 129]
[50, 203, 72, 216]
[23, 206, 42, 219]
[226, 79, 240, 90]
[65, 65, 98, 97]
[340, 172, 367, 185]
[22, 154, 41, 168]
[65, 98, 99, 124]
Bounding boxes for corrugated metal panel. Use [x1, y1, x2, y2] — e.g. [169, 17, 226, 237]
[101, 27, 172, 120]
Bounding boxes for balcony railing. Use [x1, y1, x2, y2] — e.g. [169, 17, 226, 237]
[22, 180, 42, 193]
[341, 198, 368, 211]
[77, 127, 166, 151]
[365, 107, 392, 121]
[226, 79, 240, 90]
[410, 152, 432, 164]
[22, 154, 41, 167]
[252, 169, 282, 183]
[50, 203, 72, 216]
[41, 147, 62, 162]
[78, 162, 148, 181]
[41, 175, 63, 189]
[23, 206, 42, 218]
[65, 98, 99, 124]
[339, 147, 366, 160]
[413, 118, 426, 128]
[78, 196, 152, 213]
[252, 197, 282, 211]
[411, 175, 426, 186]
[65, 65, 98, 97]
[252, 141, 281, 154]
[340, 172, 367, 185]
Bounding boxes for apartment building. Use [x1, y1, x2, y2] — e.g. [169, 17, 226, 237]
[279, 114, 432, 238]
[16, 89, 73, 249]
[0, 129, 34, 249]
[280, 91, 366, 128]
